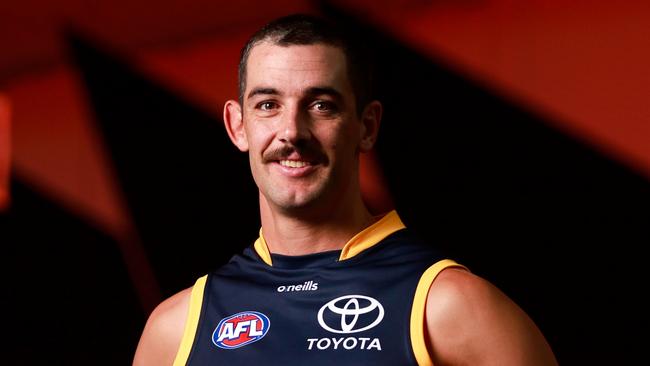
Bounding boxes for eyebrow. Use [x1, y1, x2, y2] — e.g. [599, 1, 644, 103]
[246, 86, 344, 101]
[304, 86, 343, 101]
[247, 87, 280, 100]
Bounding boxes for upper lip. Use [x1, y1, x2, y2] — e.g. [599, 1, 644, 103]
[278, 159, 311, 168]
[265, 148, 321, 165]
[278, 154, 312, 163]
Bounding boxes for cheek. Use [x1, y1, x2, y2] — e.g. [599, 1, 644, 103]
[245, 122, 274, 153]
[335, 123, 363, 153]
[320, 120, 359, 147]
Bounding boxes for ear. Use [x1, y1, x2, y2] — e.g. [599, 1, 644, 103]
[223, 99, 248, 152]
[359, 100, 382, 152]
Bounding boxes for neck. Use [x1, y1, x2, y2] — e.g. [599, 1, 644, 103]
[259, 193, 375, 256]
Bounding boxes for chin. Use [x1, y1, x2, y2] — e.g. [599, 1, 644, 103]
[263, 176, 335, 213]
[270, 190, 326, 213]
[277, 197, 319, 212]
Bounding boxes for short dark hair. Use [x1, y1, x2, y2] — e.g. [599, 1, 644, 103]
[238, 14, 374, 115]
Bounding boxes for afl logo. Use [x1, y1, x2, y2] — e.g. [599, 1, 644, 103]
[317, 295, 384, 334]
[212, 311, 270, 349]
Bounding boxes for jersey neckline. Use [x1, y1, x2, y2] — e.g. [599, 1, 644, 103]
[252, 210, 406, 267]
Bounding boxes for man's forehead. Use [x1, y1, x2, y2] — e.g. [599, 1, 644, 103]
[245, 42, 350, 92]
[248, 41, 345, 65]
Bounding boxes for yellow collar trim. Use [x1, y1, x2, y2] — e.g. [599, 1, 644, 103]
[254, 228, 273, 266]
[338, 210, 405, 261]
[253, 210, 405, 266]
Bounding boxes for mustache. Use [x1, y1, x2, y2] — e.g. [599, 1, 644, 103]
[263, 144, 325, 163]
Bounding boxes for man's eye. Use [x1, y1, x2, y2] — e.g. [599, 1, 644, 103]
[257, 101, 277, 111]
[312, 101, 336, 112]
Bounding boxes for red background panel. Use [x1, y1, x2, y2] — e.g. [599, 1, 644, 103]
[0, 0, 315, 81]
[0, 95, 9, 211]
[6, 67, 131, 238]
[335, 0, 650, 178]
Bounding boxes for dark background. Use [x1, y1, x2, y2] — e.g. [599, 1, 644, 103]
[1, 1, 649, 364]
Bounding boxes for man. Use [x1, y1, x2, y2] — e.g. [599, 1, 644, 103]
[134, 14, 557, 365]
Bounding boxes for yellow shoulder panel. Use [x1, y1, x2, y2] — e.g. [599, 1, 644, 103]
[173, 275, 208, 366]
[410, 259, 468, 366]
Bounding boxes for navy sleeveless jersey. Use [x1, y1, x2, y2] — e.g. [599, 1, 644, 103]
[173, 211, 465, 366]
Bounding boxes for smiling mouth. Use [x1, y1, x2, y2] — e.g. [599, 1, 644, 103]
[279, 160, 311, 168]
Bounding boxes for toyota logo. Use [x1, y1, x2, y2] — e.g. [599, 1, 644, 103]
[317, 295, 384, 334]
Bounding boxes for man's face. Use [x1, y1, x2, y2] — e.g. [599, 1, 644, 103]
[236, 42, 368, 214]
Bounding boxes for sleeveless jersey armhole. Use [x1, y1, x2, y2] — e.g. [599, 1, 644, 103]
[410, 259, 468, 366]
[173, 275, 208, 366]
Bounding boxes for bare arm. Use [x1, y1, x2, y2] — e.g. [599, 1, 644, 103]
[133, 287, 192, 366]
[426, 268, 557, 366]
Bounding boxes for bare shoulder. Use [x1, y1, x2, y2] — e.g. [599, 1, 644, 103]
[425, 268, 557, 366]
[133, 287, 193, 366]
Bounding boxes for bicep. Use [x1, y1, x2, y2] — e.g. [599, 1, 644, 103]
[425, 269, 557, 366]
[133, 288, 191, 366]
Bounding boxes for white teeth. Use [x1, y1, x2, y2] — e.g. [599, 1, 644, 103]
[280, 160, 309, 168]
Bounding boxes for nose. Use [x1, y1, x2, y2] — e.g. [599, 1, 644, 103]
[278, 104, 310, 144]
